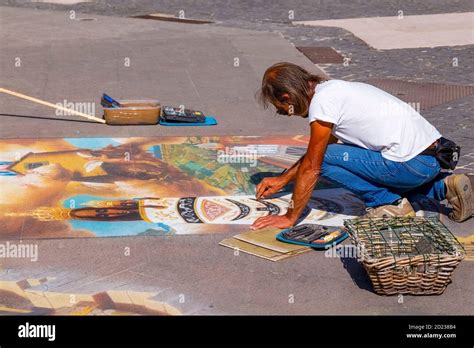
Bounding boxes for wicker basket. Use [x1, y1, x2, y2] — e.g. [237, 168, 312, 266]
[344, 217, 465, 295]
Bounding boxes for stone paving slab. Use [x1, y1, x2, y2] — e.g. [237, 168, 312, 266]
[3, 0, 474, 21]
[1, 235, 473, 315]
[294, 12, 474, 49]
[0, 6, 323, 138]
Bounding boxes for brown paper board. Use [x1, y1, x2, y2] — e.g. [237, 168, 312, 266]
[219, 238, 282, 259]
[219, 238, 310, 262]
[233, 227, 307, 253]
[270, 248, 311, 261]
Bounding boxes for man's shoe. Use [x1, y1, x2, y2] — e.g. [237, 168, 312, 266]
[444, 174, 472, 222]
[363, 198, 416, 218]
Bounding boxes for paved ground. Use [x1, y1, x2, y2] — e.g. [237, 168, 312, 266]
[0, 3, 473, 315]
[4, 0, 472, 165]
[0, 6, 317, 138]
[4, 0, 474, 20]
[294, 12, 474, 49]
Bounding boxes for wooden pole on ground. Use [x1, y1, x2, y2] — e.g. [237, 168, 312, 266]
[0, 87, 106, 124]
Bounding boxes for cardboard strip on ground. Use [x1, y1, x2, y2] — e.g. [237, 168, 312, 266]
[219, 237, 310, 262]
[233, 227, 308, 253]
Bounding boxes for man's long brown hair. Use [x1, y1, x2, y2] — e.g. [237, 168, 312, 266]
[258, 62, 328, 116]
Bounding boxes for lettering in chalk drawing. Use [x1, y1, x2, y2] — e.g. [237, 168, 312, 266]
[177, 197, 202, 223]
[251, 198, 281, 215]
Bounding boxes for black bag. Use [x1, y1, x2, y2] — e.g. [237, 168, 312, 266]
[434, 137, 461, 170]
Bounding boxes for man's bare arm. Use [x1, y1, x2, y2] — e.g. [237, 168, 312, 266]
[280, 129, 336, 184]
[285, 121, 333, 223]
[250, 121, 334, 230]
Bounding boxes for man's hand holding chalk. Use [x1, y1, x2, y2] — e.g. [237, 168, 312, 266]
[255, 169, 289, 200]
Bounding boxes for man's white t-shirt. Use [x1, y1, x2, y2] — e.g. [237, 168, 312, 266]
[308, 80, 442, 162]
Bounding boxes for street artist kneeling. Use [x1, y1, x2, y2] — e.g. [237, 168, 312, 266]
[250, 62, 471, 230]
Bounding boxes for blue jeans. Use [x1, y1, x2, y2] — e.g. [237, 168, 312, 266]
[321, 144, 447, 207]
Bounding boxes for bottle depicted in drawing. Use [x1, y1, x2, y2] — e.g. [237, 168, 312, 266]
[31, 190, 366, 228]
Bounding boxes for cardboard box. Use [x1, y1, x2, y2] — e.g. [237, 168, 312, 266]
[103, 99, 161, 125]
